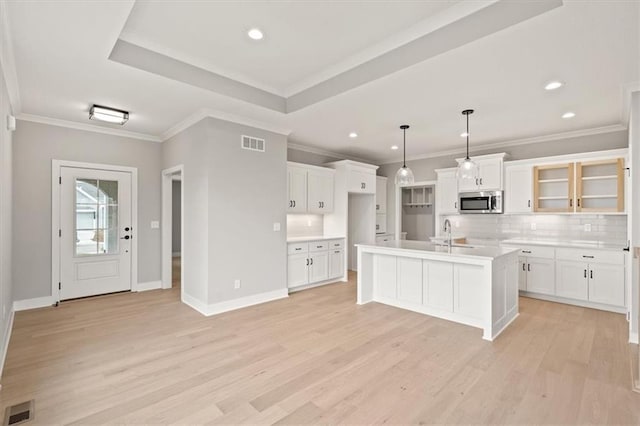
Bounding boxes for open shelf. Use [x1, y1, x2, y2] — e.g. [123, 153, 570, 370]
[403, 202, 433, 207]
[538, 178, 569, 183]
[581, 175, 617, 181]
[581, 194, 617, 199]
[537, 196, 569, 200]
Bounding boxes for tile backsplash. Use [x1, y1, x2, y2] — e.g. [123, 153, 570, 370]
[440, 214, 628, 246]
[287, 214, 324, 238]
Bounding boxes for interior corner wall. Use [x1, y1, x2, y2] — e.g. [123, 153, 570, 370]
[11, 121, 163, 301]
[206, 118, 287, 305]
[162, 119, 209, 304]
[0, 60, 14, 369]
[377, 129, 629, 236]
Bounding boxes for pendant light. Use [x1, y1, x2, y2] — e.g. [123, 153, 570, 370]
[457, 109, 479, 180]
[395, 125, 414, 185]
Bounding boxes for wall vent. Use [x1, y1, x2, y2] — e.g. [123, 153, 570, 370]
[241, 135, 265, 152]
[4, 400, 34, 425]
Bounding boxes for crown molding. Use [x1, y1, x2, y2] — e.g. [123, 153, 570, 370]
[161, 108, 292, 141]
[287, 141, 375, 164]
[16, 113, 162, 142]
[379, 124, 629, 165]
[0, 1, 21, 114]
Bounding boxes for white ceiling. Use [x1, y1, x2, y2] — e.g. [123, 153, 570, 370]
[3, 0, 639, 163]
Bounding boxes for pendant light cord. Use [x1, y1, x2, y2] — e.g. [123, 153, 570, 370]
[403, 127, 406, 167]
[465, 112, 470, 160]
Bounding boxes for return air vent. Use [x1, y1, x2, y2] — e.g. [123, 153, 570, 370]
[241, 135, 265, 152]
[4, 400, 34, 425]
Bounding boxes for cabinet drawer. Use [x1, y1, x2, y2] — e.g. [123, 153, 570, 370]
[309, 241, 329, 252]
[504, 245, 555, 259]
[288, 243, 309, 254]
[327, 239, 344, 249]
[556, 248, 624, 265]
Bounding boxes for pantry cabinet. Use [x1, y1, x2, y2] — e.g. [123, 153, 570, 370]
[436, 168, 459, 214]
[287, 165, 308, 213]
[505, 165, 533, 213]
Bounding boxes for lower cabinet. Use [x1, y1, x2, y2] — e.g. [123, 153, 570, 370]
[525, 257, 555, 295]
[555, 260, 625, 306]
[287, 239, 345, 289]
[555, 260, 588, 300]
[423, 261, 454, 311]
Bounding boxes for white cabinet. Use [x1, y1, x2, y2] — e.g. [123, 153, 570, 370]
[375, 214, 386, 234]
[375, 233, 394, 243]
[525, 257, 556, 295]
[423, 260, 454, 311]
[348, 169, 376, 194]
[454, 264, 485, 319]
[436, 169, 459, 214]
[287, 162, 334, 214]
[589, 263, 625, 306]
[397, 257, 422, 304]
[457, 155, 505, 192]
[287, 239, 345, 289]
[375, 254, 397, 299]
[517, 257, 527, 291]
[287, 166, 308, 213]
[505, 165, 533, 213]
[375, 176, 387, 213]
[555, 260, 588, 300]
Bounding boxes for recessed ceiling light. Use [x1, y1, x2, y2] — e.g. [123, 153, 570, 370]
[562, 111, 576, 119]
[391, 145, 399, 150]
[545, 81, 563, 91]
[460, 132, 469, 137]
[89, 105, 129, 125]
[247, 28, 264, 40]
[348, 132, 358, 138]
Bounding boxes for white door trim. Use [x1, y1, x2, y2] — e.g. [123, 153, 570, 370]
[51, 160, 139, 303]
[161, 165, 184, 302]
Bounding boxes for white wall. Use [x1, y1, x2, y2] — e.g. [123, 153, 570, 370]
[12, 121, 163, 300]
[163, 117, 288, 308]
[0, 56, 14, 374]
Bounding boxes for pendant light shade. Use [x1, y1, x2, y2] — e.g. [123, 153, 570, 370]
[395, 125, 414, 185]
[457, 109, 479, 181]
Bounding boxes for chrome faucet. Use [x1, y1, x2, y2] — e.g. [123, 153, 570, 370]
[443, 219, 452, 252]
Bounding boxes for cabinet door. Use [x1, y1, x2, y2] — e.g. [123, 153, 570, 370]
[518, 257, 527, 291]
[348, 170, 375, 194]
[555, 260, 588, 300]
[505, 165, 533, 213]
[375, 254, 397, 299]
[397, 257, 422, 304]
[437, 170, 459, 214]
[307, 169, 334, 214]
[328, 249, 344, 279]
[288, 167, 307, 213]
[478, 159, 502, 190]
[376, 176, 387, 213]
[287, 253, 309, 288]
[526, 257, 555, 295]
[375, 214, 386, 234]
[588, 263, 625, 306]
[423, 260, 454, 311]
[454, 264, 485, 319]
[309, 252, 329, 283]
[458, 175, 478, 192]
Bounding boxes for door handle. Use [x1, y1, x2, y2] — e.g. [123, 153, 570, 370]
[584, 269, 587, 278]
[527, 200, 531, 208]
[124, 227, 130, 232]
[577, 198, 581, 207]
[480, 178, 483, 185]
[293, 200, 296, 207]
[289, 200, 292, 208]
[522, 263, 526, 271]
[121, 235, 131, 240]
[306, 258, 309, 266]
[310, 258, 313, 265]
[582, 255, 594, 259]
[522, 250, 531, 254]
[590, 270, 593, 279]
[527, 264, 530, 272]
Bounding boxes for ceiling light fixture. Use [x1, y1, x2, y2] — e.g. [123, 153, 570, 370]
[562, 111, 576, 119]
[457, 109, 479, 181]
[391, 145, 399, 150]
[89, 105, 129, 125]
[545, 81, 564, 91]
[349, 132, 358, 138]
[395, 125, 414, 185]
[247, 28, 264, 40]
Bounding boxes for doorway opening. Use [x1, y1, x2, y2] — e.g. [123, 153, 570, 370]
[161, 166, 184, 301]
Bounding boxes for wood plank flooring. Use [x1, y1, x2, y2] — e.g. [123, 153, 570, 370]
[1, 271, 639, 425]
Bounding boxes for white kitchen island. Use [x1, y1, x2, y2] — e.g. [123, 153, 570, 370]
[357, 240, 520, 341]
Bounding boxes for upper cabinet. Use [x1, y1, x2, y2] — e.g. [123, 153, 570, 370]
[436, 168, 459, 214]
[505, 164, 533, 213]
[326, 160, 378, 195]
[376, 176, 387, 213]
[287, 162, 335, 214]
[531, 157, 625, 214]
[457, 154, 506, 192]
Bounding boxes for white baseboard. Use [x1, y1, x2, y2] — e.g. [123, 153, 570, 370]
[0, 308, 15, 382]
[134, 280, 162, 292]
[630, 331, 639, 344]
[182, 288, 289, 317]
[13, 296, 56, 311]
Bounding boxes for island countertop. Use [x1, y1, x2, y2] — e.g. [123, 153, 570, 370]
[356, 240, 519, 261]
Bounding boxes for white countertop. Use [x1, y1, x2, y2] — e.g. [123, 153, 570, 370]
[357, 240, 519, 260]
[287, 235, 346, 243]
[501, 238, 627, 251]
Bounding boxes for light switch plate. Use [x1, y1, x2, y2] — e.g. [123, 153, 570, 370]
[273, 222, 281, 231]
[150, 220, 160, 229]
[584, 223, 592, 232]
[530, 222, 537, 230]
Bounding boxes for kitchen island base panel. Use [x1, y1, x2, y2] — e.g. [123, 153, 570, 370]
[357, 244, 519, 341]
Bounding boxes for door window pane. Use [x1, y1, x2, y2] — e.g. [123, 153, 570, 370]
[75, 178, 119, 256]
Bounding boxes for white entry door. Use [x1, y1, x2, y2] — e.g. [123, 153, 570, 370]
[59, 167, 132, 300]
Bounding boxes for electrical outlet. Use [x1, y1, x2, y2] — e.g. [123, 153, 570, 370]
[234, 279, 241, 289]
[273, 222, 281, 232]
[584, 223, 592, 232]
[455, 221, 460, 228]
[530, 222, 537, 231]
[150, 220, 160, 229]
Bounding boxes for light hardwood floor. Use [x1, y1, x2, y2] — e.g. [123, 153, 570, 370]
[1, 272, 639, 425]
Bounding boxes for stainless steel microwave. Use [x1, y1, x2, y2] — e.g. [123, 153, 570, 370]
[458, 191, 503, 214]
